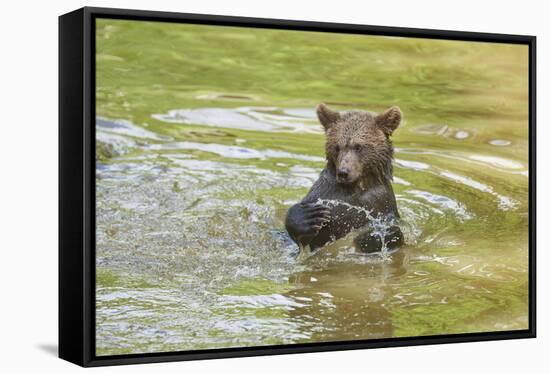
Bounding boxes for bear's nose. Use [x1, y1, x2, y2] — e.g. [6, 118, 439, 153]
[337, 168, 349, 180]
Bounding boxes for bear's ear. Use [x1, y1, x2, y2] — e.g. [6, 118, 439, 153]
[375, 106, 402, 136]
[316, 103, 340, 130]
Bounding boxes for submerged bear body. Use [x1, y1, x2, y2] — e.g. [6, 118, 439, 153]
[285, 103, 404, 254]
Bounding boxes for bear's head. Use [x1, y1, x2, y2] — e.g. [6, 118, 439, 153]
[316, 103, 402, 188]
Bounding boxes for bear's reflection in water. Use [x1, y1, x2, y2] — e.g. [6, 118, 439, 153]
[286, 246, 410, 342]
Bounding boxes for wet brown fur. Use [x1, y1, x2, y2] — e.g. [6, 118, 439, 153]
[321, 104, 401, 188]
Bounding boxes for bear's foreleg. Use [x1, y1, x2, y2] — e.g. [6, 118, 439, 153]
[285, 202, 331, 247]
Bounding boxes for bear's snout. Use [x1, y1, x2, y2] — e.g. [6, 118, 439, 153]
[335, 151, 361, 184]
[336, 168, 350, 182]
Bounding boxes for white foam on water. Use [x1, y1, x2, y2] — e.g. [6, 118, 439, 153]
[97, 117, 172, 141]
[152, 108, 276, 131]
[396, 148, 526, 174]
[468, 155, 524, 170]
[148, 141, 325, 162]
[406, 189, 472, 220]
[489, 139, 512, 146]
[218, 294, 308, 309]
[440, 171, 518, 210]
[394, 150, 523, 210]
[454, 130, 470, 139]
[440, 171, 488, 192]
[394, 158, 430, 170]
[393, 176, 412, 186]
[396, 197, 445, 216]
[282, 108, 317, 118]
[149, 141, 264, 159]
[262, 150, 324, 162]
[152, 106, 323, 133]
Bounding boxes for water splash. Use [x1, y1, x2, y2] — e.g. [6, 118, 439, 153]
[314, 198, 399, 260]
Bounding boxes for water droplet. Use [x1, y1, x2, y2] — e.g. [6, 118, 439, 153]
[454, 130, 469, 139]
[489, 139, 512, 146]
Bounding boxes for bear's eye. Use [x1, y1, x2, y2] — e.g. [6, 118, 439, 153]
[352, 144, 362, 152]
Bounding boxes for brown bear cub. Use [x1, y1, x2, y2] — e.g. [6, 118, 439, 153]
[285, 103, 404, 254]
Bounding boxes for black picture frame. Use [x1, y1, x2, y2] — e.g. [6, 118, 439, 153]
[59, 6, 537, 367]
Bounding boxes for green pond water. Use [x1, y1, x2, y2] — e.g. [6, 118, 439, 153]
[94, 19, 530, 356]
